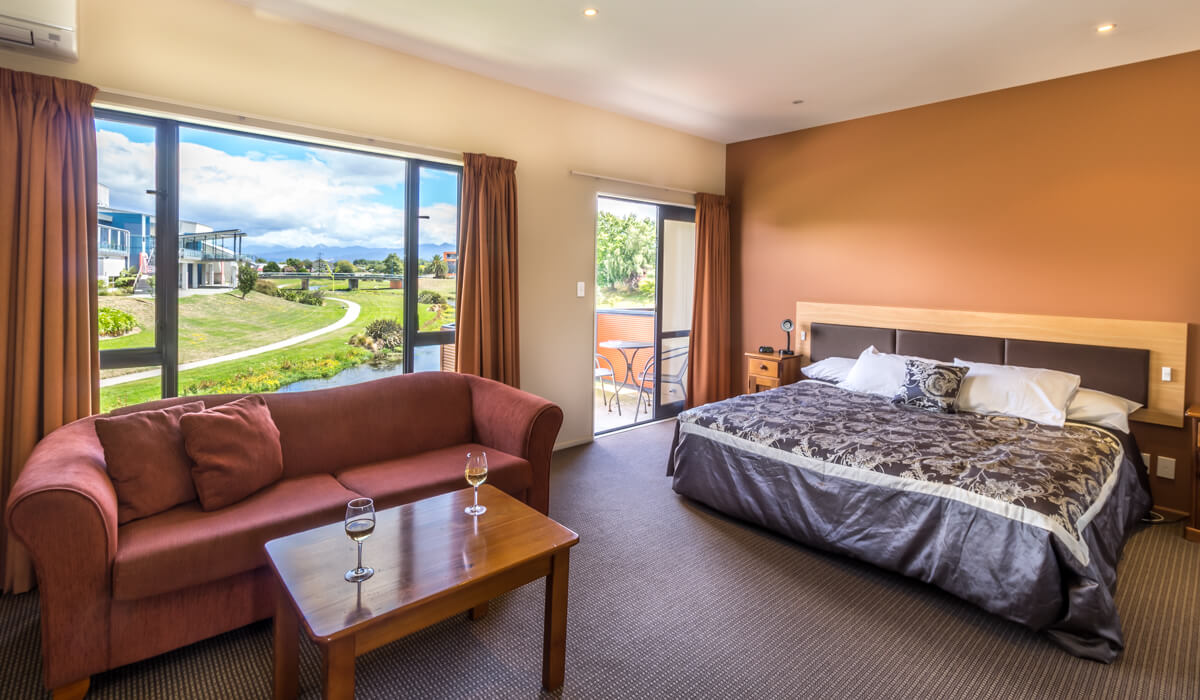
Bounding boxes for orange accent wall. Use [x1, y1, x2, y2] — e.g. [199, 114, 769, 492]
[595, 311, 655, 385]
[727, 50, 1200, 512]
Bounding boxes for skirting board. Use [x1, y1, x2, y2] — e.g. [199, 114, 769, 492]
[794, 302, 1188, 428]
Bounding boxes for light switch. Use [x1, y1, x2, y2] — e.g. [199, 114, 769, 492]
[1161, 367, 1172, 382]
[1157, 456, 1176, 480]
[576, 281, 585, 298]
[799, 330, 807, 341]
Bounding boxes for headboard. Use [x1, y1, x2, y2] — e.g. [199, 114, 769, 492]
[797, 302, 1188, 427]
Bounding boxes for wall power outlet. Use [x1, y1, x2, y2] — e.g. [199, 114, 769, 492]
[1157, 456, 1176, 480]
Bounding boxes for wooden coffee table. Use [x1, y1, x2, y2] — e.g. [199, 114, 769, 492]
[265, 485, 579, 699]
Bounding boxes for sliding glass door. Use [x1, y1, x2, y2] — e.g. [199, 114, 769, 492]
[593, 197, 695, 434]
[95, 109, 461, 413]
[655, 207, 696, 419]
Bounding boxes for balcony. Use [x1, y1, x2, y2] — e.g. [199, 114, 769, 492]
[98, 224, 130, 257]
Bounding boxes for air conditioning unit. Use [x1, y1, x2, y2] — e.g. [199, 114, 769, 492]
[0, 0, 78, 62]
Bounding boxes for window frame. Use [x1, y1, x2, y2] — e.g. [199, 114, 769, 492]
[95, 108, 462, 402]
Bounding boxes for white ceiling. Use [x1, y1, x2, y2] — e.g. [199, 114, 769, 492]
[238, 0, 1200, 143]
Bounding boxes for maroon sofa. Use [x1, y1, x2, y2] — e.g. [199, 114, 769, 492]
[6, 372, 563, 697]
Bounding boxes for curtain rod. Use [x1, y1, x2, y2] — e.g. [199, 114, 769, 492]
[569, 170, 698, 196]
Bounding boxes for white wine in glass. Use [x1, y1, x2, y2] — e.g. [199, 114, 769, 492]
[465, 452, 488, 516]
[344, 497, 375, 582]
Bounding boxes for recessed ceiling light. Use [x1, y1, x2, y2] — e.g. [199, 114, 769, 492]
[583, 8, 598, 17]
[1096, 23, 1116, 33]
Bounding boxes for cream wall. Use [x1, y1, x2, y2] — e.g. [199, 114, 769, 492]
[0, 0, 725, 448]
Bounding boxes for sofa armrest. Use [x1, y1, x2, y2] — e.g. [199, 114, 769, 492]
[467, 377, 564, 514]
[6, 418, 117, 690]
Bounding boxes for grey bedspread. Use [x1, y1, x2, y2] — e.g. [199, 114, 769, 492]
[668, 381, 1151, 662]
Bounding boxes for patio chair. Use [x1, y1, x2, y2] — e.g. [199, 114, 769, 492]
[595, 353, 621, 415]
[633, 345, 689, 422]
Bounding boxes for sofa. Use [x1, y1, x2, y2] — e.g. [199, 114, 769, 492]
[6, 372, 563, 697]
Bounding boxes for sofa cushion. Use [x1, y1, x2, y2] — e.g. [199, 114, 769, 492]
[334, 443, 532, 511]
[180, 395, 284, 510]
[113, 474, 359, 601]
[263, 373, 476, 478]
[94, 401, 206, 525]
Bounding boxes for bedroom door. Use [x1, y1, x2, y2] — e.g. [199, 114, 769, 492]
[654, 206, 696, 419]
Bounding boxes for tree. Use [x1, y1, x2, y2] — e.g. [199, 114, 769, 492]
[335, 260, 356, 273]
[254, 256, 267, 263]
[301, 258, 314, 271]
[262, 261, 281, 273]
[236, 262, 258, 299]
[428, 253, 448, 279]
[595, 211, 656, 291]
[286, 257, 306, 271]
[382, 252, 402, 275]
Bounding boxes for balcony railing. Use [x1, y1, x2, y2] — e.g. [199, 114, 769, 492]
[98, 224, 130, 256]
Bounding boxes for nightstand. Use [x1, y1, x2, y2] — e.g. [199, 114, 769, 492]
[745, 352, 805, 394]
[1187, 405, 1200, 542]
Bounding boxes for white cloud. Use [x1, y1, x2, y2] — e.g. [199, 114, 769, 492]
[97, 130, 423, 249]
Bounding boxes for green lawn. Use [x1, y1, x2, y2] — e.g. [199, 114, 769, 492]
[99, 291, 344, 378]
[99, 282, 457, 412]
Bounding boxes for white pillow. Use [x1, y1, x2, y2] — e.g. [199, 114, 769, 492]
[801, 356, 856, 383]
[838, 346, 936, 398]
[953, 359, 1082, 427]
[1066, 388, 1142, 433]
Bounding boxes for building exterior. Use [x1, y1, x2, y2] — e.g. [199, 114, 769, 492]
[443, 250, 457, 277]
[96, 183, 248, 291]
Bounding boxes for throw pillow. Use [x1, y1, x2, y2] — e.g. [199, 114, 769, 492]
[95, 401, 207, 525]
[180, 395, 284, 511]
[892, 359, 969, 413]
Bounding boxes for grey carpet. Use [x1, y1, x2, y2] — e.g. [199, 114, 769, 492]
[1, 420, 1198, 698]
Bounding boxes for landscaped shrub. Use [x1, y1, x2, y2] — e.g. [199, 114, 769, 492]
[417, 289, 445, 305]
[180, 349, 370, 395]
[277, 288, 324, 306]
[98, 307, 137, 337]
[255, 279, 279, 295]
[364, 318, 403, 350]
[112, 276, 135, 289]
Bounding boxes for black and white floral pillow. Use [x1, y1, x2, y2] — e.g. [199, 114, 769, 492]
[891, 359, 969, 413]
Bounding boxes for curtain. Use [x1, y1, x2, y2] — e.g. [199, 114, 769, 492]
[455, 153, 520, 386]
[685, 193, 732, 408]
[0, 69, 99, 593]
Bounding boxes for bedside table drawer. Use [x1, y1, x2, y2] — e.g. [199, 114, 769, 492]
[749, 358, 780, 378]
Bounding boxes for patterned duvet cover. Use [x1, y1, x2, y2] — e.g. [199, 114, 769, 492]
[668, 381, 1151, 661]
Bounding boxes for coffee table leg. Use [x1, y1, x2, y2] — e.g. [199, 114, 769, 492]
[321, 637, 356, 700]
[542, 550, 570, 690]
[273, 594, 299, 700]
[469, 601, 489, 620]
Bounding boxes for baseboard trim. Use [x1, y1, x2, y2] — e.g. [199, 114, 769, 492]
[553, 436, 594, 451]
[1154, 505, 1189, 519]
[1186, 527, 1200, 543]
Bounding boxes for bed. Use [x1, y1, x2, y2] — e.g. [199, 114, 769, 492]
[669, 306, 1188, 662]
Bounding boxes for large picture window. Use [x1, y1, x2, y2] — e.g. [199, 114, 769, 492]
[96, 110, 461, 412]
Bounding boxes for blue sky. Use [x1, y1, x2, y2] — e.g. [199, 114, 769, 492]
[96, 119, 460, 252]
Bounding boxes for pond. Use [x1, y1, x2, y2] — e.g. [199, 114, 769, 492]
[276, 345, 445, 393]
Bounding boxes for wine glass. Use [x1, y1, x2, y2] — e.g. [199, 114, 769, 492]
[344, 498, 375, 583]
[465, 452, 488, 516]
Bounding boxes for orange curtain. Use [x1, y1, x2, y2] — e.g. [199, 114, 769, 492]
[685, 193, 732, 408]
[455, 153, 520, 386]
[0, 69, 99, 593]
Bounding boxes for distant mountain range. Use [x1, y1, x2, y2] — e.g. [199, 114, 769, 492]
[243, 243, 456, 263]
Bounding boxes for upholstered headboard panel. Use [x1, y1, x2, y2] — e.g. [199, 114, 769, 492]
[810, 323, 895, 361]
[808, 323, 1151, 406]
[896, 330, 1004, 364]
[1005, 339, 1149, 406]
